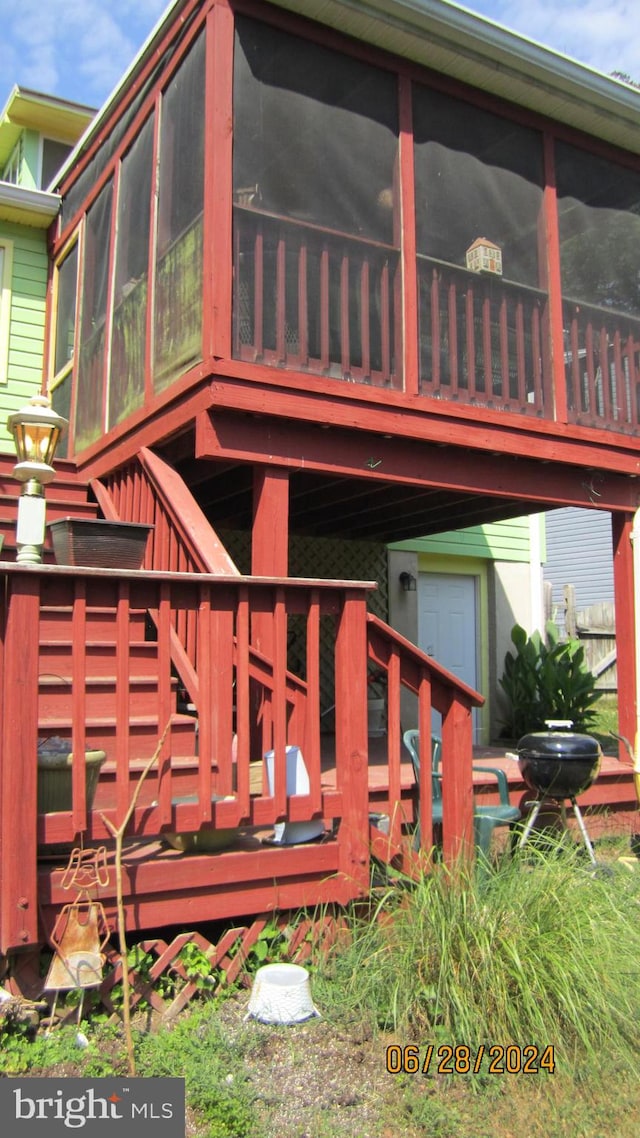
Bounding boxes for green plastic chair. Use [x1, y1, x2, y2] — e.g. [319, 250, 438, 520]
[403, 729, 521, 859]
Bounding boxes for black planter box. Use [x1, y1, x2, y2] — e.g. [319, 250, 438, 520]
[48, 517, 153, 569]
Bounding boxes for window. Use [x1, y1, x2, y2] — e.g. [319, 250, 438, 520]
[109, 115, 154, 426]
[50, 241, 79, 456]
[412, 85, 547, 411]
[556, 142, 640, 316]
[75, 180, 113, 450]
[413, 84, 544, 287]
[41, 138, 73, 190]
[232, 17, 400, 384]
[2, 137, 23, 185]
[0, 241, 14, 384]
[234, 17, 398, 244]
[154, 31, 205, 387]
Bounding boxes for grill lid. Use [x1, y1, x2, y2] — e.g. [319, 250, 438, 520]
[517, 727, 601, 761]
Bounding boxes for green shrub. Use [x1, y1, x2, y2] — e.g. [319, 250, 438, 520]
[499, 622, 602, 740]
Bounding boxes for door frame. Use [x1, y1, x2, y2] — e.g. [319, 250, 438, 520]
[417, 553, 490, 746]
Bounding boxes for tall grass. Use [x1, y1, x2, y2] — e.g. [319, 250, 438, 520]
[317, 847, 640, 1071]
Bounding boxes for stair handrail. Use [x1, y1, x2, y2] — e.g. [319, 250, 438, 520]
[366, 611, 483, 862]
[366, 612, 483, 712]
[91, 452, 308, 717]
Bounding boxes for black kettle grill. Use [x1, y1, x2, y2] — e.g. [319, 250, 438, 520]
[514, 721, 602, 864]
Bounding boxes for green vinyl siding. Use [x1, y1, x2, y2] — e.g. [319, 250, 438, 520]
[389, 517, 532, 562]
[0, 221, 49, 453]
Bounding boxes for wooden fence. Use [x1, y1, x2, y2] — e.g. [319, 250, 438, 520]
[544, 581, 617, 692]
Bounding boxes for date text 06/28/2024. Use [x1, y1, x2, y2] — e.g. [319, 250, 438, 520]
[385, 1044, 555, 1076]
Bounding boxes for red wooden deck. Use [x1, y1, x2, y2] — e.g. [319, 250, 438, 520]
[0, 557, 483, 964]
[31, 741, 637, 962]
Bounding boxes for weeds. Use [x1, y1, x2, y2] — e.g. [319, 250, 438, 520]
[316, 844, 640, 1076]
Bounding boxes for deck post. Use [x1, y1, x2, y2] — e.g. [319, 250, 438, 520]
[612, 510, 636, 761]
[251, 466, 290, 755]
[440, 698, 475, 865]
[0, 574, 40, 952]
[334, 590, 370, 895]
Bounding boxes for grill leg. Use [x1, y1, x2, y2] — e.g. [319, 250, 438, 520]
[569, 796, 597, 865]
[516, 798, 544, 851]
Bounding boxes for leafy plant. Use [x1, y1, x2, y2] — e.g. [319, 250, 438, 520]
[177, 942, 217, 991]
[499, 622, 602, 740]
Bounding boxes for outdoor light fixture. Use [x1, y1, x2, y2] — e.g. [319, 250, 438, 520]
[399, 571, 417, 592]
[7, 393, 68, 564]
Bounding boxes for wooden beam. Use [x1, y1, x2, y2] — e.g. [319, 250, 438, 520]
[251, 467, 290, 577]
[612, 511, 636, 762]
[0, 578, 40, 951]
[197, 408, 640, 513]
[209, 361, 640, 475]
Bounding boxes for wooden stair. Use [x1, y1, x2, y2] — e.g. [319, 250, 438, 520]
[0, 453, 199, 770]
[37, 604, 198, 763]
[0, 455, 98, 561]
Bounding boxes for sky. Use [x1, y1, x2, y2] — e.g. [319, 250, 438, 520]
[0, 0, 639, 113]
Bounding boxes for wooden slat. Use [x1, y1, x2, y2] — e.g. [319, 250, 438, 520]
[482, 294, 493, 398]
[465, 286, 476, 401]
[212, 604, 235, 799]
[430, 268, 441, 389]
[386, 646, 403, 846]
[360, 257, 371, 378]
[115, 580, 131, 825]
[157, 582, 173, 822]
[298, 240, 309, 367]
[380, 258, 391, 382]
[276, 233, 286, 362]
[515, 297, 526, 407]
[448, 280, 459, 396]
[196, 585, 213, 815]
[71, 581, 88, 833]
[340, 251, 350, 377]
[272, 588, 288, 818]
[335, 592, 369, 891]
[441, 700, 474, 864]
[1, 578, 40, 950]
[253, 225, 264, 359]
[305, 591, 322, 815]
[235, 586, 251, 815]
[499, 294, 509, 401]
[417, 672, 433, 854]
[320, 244, 330, 370]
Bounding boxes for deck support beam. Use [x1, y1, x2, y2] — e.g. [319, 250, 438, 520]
[0, 577, 40, 952]
[250, 466, 290, 756]
[613, 510, 637, 763]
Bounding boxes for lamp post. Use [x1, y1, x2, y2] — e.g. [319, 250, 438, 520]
[6, 393, 68, 564]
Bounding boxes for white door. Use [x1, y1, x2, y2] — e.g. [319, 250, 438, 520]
[418, 572, 480, 742]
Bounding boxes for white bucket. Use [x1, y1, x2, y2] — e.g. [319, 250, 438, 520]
[264, 745, 325, 845]
[246, 963, 319, 1025]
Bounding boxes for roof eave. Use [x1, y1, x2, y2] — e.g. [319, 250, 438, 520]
[0, 181, 60, 228]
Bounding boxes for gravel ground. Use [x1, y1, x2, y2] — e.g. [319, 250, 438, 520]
[215, 992, 402, 1138]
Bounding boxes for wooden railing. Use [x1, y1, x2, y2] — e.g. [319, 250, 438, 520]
[366, 613, 483, 863]
[0, 559, 484, 952]
[233, 205, 401, 388]
[563, 297, 640, 433]
[0, 564, 373, 953]
[93, 449, 308, 740]
[418, 256, 549, 417]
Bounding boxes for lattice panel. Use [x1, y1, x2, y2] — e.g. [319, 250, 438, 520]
[96, 910, 348, 1024]
[219, 530, 388, 717]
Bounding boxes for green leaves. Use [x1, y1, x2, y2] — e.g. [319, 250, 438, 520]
[499, 623, 602, 740]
